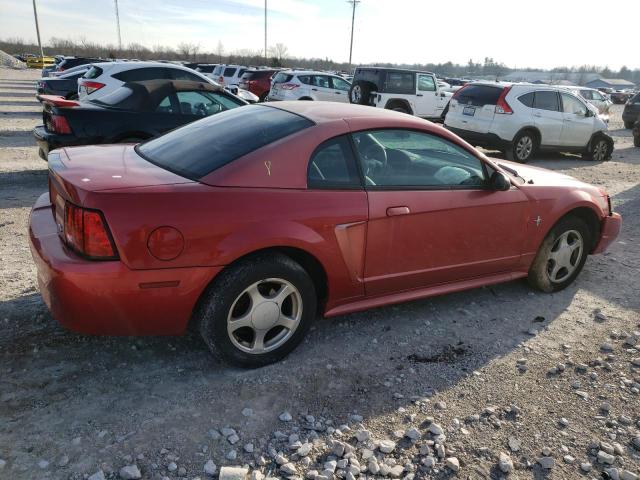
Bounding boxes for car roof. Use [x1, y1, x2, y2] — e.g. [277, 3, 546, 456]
[356, 66, 436, 75]
[266, 101, 421, 124]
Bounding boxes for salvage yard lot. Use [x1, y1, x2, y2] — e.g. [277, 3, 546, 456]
[0, 67, 639, 479]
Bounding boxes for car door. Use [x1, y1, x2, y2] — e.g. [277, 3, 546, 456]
[329, 76, 351, 103]
[559, 92, 594, 147]
[414, 74, 439, 117]
[352, 129, 530, 296]
[310, 75, 334, 101]
[532, 90, 563, 146]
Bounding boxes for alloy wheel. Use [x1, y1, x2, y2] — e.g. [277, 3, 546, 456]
[516, 136, 533, 161]
[351, 85, 362, 103]
[592, 140, 608, 161]
[227, 278, 302, 354]
[546, 230, 584, 284]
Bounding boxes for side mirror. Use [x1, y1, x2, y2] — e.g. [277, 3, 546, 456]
[490, 171, 511, 191]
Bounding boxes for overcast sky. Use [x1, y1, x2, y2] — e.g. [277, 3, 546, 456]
[1, 0, 637, 70]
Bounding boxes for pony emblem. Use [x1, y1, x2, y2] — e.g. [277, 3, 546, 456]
[264, 161, 272, 176]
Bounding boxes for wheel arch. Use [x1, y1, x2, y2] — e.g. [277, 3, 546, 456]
[514, 126, 541, 145]
[384, 98, 413, 114]
[587, 131, 613, 154]
[542, 205, 602, 253]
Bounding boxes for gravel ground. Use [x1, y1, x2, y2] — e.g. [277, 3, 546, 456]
[0, 67, 639, 480]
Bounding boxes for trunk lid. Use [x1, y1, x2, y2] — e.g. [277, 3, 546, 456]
[48, 145, 194, 204]
[445, 84, 504, 134]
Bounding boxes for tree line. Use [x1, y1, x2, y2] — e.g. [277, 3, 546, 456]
[2, 37, 639, 84]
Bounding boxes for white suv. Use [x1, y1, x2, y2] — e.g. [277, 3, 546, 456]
[78, 62, 215, 101]
[211, 64, 248, 88]
[444, 82, 613, 162]
[268, 70, 351, 103]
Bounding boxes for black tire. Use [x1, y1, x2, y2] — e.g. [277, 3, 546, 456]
[634, 134, 640, 148]
[259, 92, 269, 103]
[624, 121, 634, 129]
[349, 81, 372, 105]
[196, 252, 317, 368]
[582, 135, 612, 161]
[505, 130, 537, 163]
[527, 216, 591, 293]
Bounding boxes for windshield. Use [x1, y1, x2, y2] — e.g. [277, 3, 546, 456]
[136, 105, 314, 179]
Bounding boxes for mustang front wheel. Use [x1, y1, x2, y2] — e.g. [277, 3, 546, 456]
[527, 216, 591, 292]
[197, 253, 316, 367]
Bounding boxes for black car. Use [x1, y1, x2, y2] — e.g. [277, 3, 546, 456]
[622, 92, 640, 129]
[36, 68, 88, 99]
[33, 80, 247, 160]
[56, 56, 106, 73]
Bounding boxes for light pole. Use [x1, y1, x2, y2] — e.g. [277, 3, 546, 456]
[348, 0, 360, 67]
[32, 0, 44, 58]
[264, 0, 268, 63]
[114, 0, 123, 50]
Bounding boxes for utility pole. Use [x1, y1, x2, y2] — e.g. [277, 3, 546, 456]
[348, 0, 360, 67]
[114, 0, 122, 50]
[264, 0, 268, 63]
[32, 0, 44, 58]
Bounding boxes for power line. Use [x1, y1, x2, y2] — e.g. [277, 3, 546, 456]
[348, 0, 360, 67]
[114, 0, 122, 50]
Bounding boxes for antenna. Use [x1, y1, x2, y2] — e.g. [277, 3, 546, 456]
[114, 0, 122, 50]
[347, 0, 360, 67]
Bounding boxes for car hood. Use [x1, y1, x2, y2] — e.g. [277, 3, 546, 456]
[496, 159, 603, 191]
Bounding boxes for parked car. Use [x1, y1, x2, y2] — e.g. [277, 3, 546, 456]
[564, 87, 612, 115]
[622, 92, 640, 129]
[633, 120, 640, 147]
[26, 55, 56, 69]
[54, 56, 105, 74]
[349, 67, 452, 120]
[610, 90, 634, 105]
[36, 67, 89, 99]
[269, 70, 351, 103]
[41, 55, 65, 77]
[76, 61, 257, 104]
[211, 64, 248, 88]
[238, 69, 278, 102]
[29, 102, 621, 367]
[33, 80, 246, 160]
[445, 82, 613, 163]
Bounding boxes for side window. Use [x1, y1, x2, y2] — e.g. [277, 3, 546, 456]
[156, 94, 176, 113]
[223, 67, 237, 77]
[518, 92, 535, 108]
[352, 129, 485, 188]
[417, 75, 436, 92]
[331, 77, 351, 91]
[297, 75, 311, 85]
[385, 72, 414, 93]
[561, 93, 587, 115]
[174, 91, 237, 116]
[312, 75, 330, 88]
[113, 67, 170, 82]
[533, 91, 560, 111]
[308, 136, 361, 189]
[579, 89, 593, 100]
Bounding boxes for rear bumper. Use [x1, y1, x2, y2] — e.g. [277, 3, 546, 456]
[592, 213, 622, 254]
[29, 193, 221, 335]
[33, 125, 85, 161]
[445, 126, 511, 150]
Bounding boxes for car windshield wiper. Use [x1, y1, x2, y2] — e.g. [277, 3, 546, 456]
[498, 163, 519, 177]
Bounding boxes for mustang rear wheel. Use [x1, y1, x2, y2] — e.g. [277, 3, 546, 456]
[197, 253, 316, 367]
[527, 216, 591, 293]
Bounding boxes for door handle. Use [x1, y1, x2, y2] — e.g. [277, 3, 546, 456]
[416, 93, 423, 97]
[335, 91, 341, 94]
[533, 112, 541, 117]
[311, 88, 318, 91]
[386, 206, 410, 217]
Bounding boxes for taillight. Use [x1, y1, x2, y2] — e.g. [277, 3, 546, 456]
[79, 80, 105, 95]
[495, 86, 513, 114]
[451, 85, 469, 100]
[280, 83, 300, 90]
[50, 114, 72, 134]
[63, 202, 118, 259]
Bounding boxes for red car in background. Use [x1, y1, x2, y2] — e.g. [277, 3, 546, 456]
[238, 69, 279, 102]
[29, 102, 621, 367]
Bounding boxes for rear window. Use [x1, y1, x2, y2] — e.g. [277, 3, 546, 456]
[223, 67, 237, 77]
[455, 85, 503, 107]
[136, 106, 314, 179]
[518, 92, 534, 108]
[273, 72, 293, 84]
[83, 66, 103, 80]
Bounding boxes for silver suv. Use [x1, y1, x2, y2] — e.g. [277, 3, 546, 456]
[269, 70, 351, 103]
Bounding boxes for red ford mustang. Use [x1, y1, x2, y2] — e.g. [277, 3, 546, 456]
[29, 102, 622, 367]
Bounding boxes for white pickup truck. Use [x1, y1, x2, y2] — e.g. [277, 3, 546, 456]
[349, 67, 452, 121]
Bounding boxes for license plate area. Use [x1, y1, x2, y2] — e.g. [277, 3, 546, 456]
[463, 106, 476, 116]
